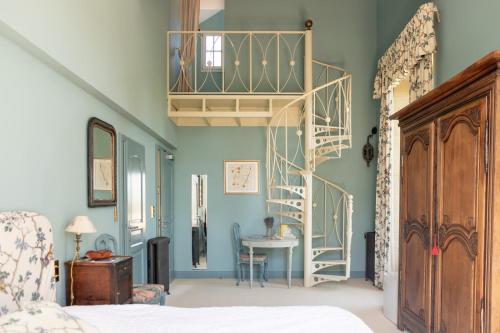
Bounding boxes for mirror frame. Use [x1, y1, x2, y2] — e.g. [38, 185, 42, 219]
[87, 117, 117, 207]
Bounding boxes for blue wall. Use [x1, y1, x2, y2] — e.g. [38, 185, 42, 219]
[432, 0, 500, 84]
[200, 10, 224, 30]
[376, 0, 427, 57]
[174, 0, 379, 278]
[0, 32, 173, 304]
[174, 128, 307, 277]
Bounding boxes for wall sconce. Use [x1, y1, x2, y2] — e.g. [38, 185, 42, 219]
[363, 127, 378, 167]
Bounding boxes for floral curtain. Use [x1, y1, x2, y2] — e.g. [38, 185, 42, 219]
[410, 53, 434, 101]
[373, 2, 438, 289]
[374, 91, 394, 289]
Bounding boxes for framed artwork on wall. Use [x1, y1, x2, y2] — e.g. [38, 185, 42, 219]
[224, 160, 259, 194]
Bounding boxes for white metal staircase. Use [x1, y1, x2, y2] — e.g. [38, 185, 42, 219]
[266, 24, 353, 287]
[167, 21, 353, 287]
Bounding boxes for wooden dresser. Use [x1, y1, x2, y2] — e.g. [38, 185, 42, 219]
[65, 256, 132, 305]
[392, 51, 500, 333]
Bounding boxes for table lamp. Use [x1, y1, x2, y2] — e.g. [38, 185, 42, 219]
[65, 216, 96, 259]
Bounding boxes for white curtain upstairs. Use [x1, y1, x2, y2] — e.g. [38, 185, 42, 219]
[372, 2, 439, 289]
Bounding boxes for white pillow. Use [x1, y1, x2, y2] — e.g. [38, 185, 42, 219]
[0, 301, 100, 332]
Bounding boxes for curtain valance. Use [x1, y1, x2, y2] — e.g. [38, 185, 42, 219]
[373, 3, 439, 99]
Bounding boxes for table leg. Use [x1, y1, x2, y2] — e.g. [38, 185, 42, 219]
[249, 246, 254, 289]
[288, 246, 293, 288]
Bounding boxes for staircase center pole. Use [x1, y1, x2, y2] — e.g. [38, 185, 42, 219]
[303, 19, 314, 287]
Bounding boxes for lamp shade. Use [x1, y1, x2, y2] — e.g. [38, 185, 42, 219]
[65, 216, 97, 234]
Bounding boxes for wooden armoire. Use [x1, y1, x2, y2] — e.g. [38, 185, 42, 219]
[392, 51, 500, 333]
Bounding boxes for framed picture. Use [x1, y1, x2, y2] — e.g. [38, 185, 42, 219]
[224, 160, 259, 194]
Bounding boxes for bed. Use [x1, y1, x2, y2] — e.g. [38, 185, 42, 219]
[0, 211, 373, 333]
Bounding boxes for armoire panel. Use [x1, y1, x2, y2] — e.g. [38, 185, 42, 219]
[434, 100, 487, 333]
[399, 124, 434, 333]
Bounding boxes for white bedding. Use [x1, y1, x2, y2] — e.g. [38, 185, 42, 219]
[65, 304, 373, 333]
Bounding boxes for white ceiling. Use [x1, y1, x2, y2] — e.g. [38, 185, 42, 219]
[200, 0, 224, 23]
[200, 0, 224, 10]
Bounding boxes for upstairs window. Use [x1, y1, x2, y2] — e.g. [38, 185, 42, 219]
[202, 34, 223, 71]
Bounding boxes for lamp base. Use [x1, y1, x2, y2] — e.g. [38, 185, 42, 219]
[75, 233, 82, 259]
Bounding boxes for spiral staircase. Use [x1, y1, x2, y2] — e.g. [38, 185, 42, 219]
[167, 21, 353, 287]
[266, 50, 353, 287]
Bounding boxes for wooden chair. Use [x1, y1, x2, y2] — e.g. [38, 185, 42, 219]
[232, 223, 268, 287]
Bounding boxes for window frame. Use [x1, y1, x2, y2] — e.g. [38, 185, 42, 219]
[201, 33, 224, 72]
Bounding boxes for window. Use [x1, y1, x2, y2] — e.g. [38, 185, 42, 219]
[202, 34, 223, 71]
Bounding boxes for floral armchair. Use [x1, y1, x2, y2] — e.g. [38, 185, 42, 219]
[0, 212, 56, 316]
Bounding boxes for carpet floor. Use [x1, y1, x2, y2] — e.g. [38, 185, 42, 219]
[168, 278, 400, 332]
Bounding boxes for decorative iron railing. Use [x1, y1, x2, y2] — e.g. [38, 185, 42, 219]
[167, 31, 305, 94]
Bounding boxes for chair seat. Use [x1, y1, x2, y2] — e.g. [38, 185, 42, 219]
[240, 254, 268, 262]
[133, 284, 164, 305]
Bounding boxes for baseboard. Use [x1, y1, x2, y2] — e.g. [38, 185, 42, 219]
[174, 270, 365, 279]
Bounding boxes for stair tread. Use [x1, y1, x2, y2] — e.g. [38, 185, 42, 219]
[312, 273, 349, 280]
[313, 247, 343, 251]
[269, 185, 305, 189]
[315, 144, 350, 156]
[314, 134, 351, 141]
[313, 259, 347, 264]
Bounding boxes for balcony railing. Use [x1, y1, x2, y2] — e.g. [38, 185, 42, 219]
[167, 31, 306, 95]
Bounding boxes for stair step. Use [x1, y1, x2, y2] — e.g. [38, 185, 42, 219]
[267, 199, 305, 211]
[286, 169, 303, 176]
[315, 144, 350, 157]
[269, 185, 306, 198]
[311, 273, 349, 285]
[314, 125, 342, 135]
[313, 135, 351, 148]
[312, 260, 347, 273]
[312, 247, 343, 258]
[272, 211, 304, 223]
[312, 234, 325, 238]
[313, 260, 347, 266]
[314, 156, 335, 166]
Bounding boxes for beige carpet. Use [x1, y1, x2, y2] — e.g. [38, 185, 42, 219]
[168, 278, 400, 333]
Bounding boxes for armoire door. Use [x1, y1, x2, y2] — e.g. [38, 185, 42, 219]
[399, 123, 434, 333]
[435, 99, 487, 333]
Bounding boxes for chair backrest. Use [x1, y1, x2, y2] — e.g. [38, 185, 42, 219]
[95, 233, 118, 253]
[0, 211, 56, 316]
[232, 223, 243, 262]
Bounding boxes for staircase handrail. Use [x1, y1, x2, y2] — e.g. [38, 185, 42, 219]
[270, 73, 351, 125]
[312, 59, 350, 75]
[270, 148, 351, 197]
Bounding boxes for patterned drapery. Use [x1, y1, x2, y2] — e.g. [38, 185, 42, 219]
[373, 3, 438, 99]
[374, 91, 394, 289]
[373, 2, 438, 289]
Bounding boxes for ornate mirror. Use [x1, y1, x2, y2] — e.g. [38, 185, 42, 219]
[87, 117, 117, 207]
